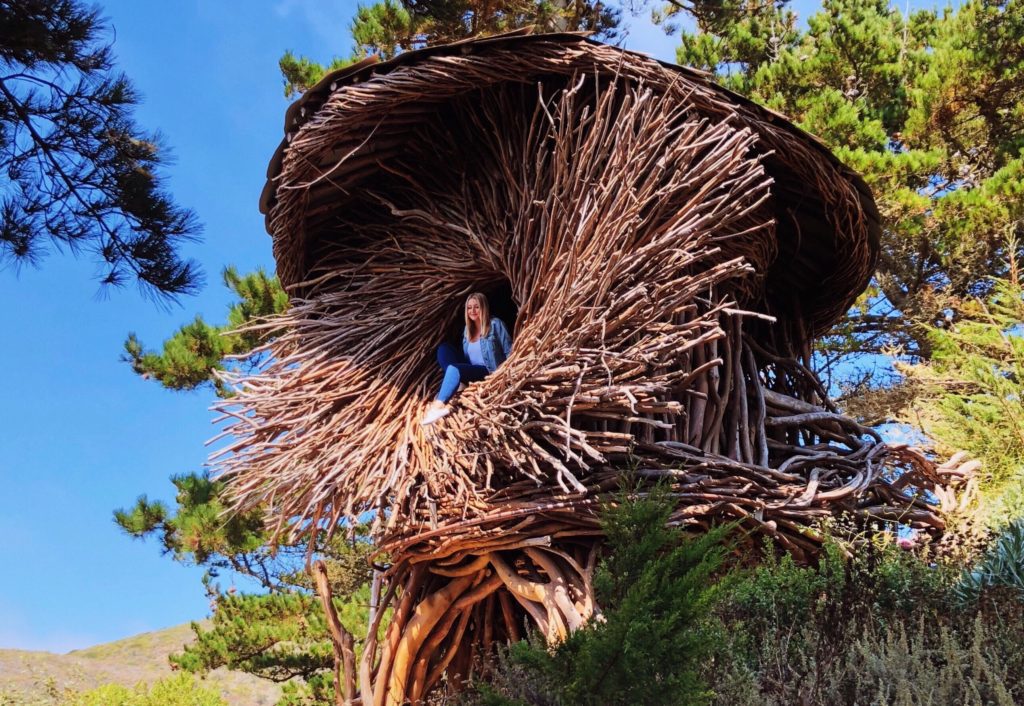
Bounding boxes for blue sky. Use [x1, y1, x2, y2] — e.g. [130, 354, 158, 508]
[0, 0, 683, 654]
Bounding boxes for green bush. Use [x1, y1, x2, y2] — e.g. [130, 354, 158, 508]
[463, 507, 1024, 706]
[710, 617, 1018, 706]
[63, 673, 227, 706]
[706, 537, 1024, 705]
[466, 492, 731, 706]
[958, 519, 1024, 602]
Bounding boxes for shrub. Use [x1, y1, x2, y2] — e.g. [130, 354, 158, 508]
[464, 512, 1024, 706]
[957, 519, 1024, 602]
[710, 617, 1018, 706]
[63, 673, 227, 706]
[705, 536, 1024, 705]
[466, 492, 731, 706]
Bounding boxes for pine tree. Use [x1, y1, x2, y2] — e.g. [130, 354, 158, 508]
[115, 473, 376, 706]
[169, 588, 374, 706]
[115, 472, 280, 586]
[666, 0, 1024, 392]
[279, 0, 620, 95]
[897, 270, 1024, 526]
[0, 0, 202, 299]
[123, 266, 287, 395]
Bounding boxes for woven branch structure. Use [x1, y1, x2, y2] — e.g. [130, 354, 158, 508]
[217, 33, 977, 704]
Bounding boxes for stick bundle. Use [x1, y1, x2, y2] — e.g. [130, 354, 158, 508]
[217, 36, 975, 704]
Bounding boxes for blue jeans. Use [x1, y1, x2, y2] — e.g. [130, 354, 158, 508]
[436, 342, 488, 403]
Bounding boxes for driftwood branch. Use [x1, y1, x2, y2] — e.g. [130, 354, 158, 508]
[313, 560, 356, 704]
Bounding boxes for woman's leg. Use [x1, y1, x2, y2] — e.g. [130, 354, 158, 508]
[437, 341, 464, 371]
[437, 364, 463, 403]
[425, 362, 488, 425]
[458, 364, 488, 385]
[436, 364, 488, 403]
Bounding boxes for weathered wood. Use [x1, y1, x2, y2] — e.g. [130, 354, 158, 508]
[313, 560, 356, 705]
[218, 35, 976, 706]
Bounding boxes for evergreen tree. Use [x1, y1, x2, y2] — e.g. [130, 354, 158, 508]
[115, 473, 375, 706]
[115, 470, 375, 594]
[0, 0, 202, 299]
[280, 0, 620, 95]
[897, 270, 1024, 526]
[122, 266, 287, 395]
[169, 585, 377, 706]
[115, 472, 283, 588]
[666, 0, 1024, 391]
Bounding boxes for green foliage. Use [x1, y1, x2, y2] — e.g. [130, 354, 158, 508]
[351, 0, 419, 60]
[170, 581, 382, 706]
[0, 0, 202, 299]
[470, 492, 729, 706]
[114, 467, 375, 592]
[705, 537, 1024, 705]
[899, 276, 1024, 525]
[721, 536, 954, 650]
[907, 0, 1024, 168]
[278, 0, 620, 96]
[958, 519, 1024, 602]
[171, 592, 333, 681]
[275, 677, 336, 706]
[172, 584, 374, 676]
[672, 0, 801, 77]
[63, 674, 227, 706]
[278, 0, 423, 97]
[666, 0, 1024, 382]
[115, 469, 375, 706]
[279, 51, 359, 98]
[114, 472, 271, 581]
[123, 266, 287, 396]
[711, 618, 1019, 706]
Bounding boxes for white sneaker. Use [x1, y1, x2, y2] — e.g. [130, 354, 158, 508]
[420, 404, 451, 426]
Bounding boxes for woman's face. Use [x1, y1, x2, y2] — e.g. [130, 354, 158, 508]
[466, 298, 481, 323]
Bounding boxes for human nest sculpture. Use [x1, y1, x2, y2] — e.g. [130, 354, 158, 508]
[214, 33, 977, 704]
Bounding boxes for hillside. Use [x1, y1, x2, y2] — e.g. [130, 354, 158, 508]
[0, 623, 280, 705]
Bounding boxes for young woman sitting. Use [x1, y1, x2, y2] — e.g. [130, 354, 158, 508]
[421, 292, 512, 426]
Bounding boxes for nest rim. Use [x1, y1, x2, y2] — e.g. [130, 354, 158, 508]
[259, 31, 881, 342]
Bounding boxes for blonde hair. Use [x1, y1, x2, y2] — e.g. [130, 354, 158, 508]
[464, 292, 491, 341]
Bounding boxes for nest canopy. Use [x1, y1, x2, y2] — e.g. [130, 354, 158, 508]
[216, 31, 947, 548]
[226, 34, 974, 704]
[261, 32, 879, 338]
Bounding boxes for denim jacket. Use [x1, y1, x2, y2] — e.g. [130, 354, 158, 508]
[463, 317, 512, 373]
